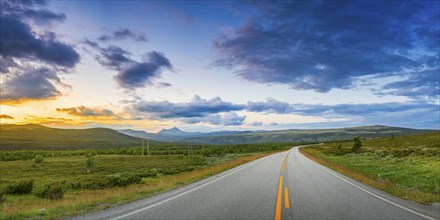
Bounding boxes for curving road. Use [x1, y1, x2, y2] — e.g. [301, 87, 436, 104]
[72, 146, 439, 220]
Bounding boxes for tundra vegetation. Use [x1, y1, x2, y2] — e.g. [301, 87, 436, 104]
[0, 142, 303, 219]
[301, 132, 440, 204]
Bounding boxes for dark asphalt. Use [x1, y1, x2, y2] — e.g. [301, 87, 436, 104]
[71, 146, 440, 220]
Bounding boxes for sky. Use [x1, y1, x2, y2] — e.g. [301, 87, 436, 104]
[0, 0, 439, 132]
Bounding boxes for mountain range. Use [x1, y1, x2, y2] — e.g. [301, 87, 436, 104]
[119, 125, 435, 145]
[118, 127, 244, 142]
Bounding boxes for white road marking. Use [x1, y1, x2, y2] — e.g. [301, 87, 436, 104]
[109, 153, 277, 220]
[297, 147, 437, 220]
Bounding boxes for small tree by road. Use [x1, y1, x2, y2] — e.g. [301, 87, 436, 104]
[86, 153, 94, 174]
[336, 142, 343, 155]
[352, 136, 362, 154]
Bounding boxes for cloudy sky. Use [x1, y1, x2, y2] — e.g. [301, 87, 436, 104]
[0, 0, 438, 132]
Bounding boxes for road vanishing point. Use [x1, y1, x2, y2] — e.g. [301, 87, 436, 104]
[72, 146, 439, 220]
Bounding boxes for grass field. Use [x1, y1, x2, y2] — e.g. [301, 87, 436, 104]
[0, 142, 298, 219]
[301, 132, 440, 204]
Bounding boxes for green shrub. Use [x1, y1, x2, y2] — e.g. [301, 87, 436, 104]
[36, 182, 64, 200]
[34, 155, 44, 164]
[68, 172, 143, 190]
[6, 180, 33, 194]
[107, 173, 142, 187]
[136, 168, 158, 178]
[0, 189, 5, 202]
[374, 150, 387, 157]
[392, 148, 416, 158]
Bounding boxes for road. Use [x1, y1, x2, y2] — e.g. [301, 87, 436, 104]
[72, 146, 439, 220]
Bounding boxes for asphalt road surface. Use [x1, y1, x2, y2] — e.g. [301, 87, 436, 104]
[72, 146, 439, 220]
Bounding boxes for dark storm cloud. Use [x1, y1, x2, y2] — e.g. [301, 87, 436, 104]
[0, 0, 47, 17]
[380, 68, 439, 99]
[157, 82, 172, 88]
[83, 40, 133, 70]
[246, 98, 290, 114]
[0, 15, 79, 68]
[133, 95, 438, 121]
[134, 95, 245, 118]
[221, 112, 246, 126]
[0, 67, 62, 102]
[182, 112, 246, 126]
[244, 98, 438, 119]
[0, 57, 17, 73]
[0, 0, 79, 103]
[2, 0, 66, 25]
[22, 8, 66, 25]
[84, 38, 173, 89]
[115, 51, 172, 89]
[131, 95, 438, 128]
[98, 46, 133, 70]
[99, 28, 148, 42]
[84, 39, 100, 49]
[212, 1, 439, 94]
[284, 101, 438, 129]
[291, 102, 439, 118]
[56, 106, 114, 117]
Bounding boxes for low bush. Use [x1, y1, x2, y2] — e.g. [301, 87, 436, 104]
[68, 172, 145, 190]
[107, 173, 142, 187]
[0, 189, 5, 202]
[34, 155, 44, 164]
[392, 148, 416, 158]
[35, 182, 64, 200]
[135, 168, 158, 178]
[6, 180, 33, 194]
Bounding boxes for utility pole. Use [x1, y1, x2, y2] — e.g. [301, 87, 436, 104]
[141, 139, 144, 156]
[147, 139, 150, 157]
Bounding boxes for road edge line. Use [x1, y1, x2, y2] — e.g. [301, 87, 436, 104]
[298, 147, 437, 220]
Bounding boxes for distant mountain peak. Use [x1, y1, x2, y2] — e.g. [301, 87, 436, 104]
[158, 127, 187, 135]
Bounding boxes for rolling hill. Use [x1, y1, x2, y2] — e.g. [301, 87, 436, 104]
[184, 125, 436, 145]
[118, 127, 244, 142]
[119, 125, 435, 145]
[0, 124, 435, 150]
[0, 124, 145, 150]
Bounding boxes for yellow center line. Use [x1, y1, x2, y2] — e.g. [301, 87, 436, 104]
[275, 175, 283, 220]
[284, 187, 290, 209]
[282, 157, 288, 172]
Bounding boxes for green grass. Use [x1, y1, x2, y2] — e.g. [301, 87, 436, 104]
[302, 132, 440, 204]
[0, 155, 205, 191]
[0, 152, 278, 219]
[0, 136, 304, 219]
